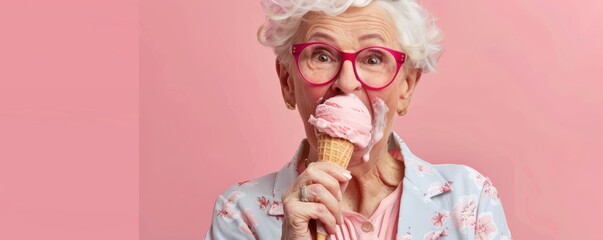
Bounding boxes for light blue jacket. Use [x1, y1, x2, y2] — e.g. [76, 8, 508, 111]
[206, 132, 512, 240]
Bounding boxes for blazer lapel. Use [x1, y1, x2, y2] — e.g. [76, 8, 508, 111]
[390, 133, 455, 239]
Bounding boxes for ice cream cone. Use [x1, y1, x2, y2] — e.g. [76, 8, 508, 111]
[309, 94, 374, 240]
[317, 133, 354, 168]
[316, 133, 354, 240]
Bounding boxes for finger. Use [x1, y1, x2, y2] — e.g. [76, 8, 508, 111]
[305, 184, 344, 225]
[283, 200, 337, 235]
[300, 202, 337, 234]
[302, 164, 351, 201]
[307, 161, 353, 183]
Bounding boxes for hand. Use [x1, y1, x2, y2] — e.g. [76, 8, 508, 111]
[280, 162, 352, 240]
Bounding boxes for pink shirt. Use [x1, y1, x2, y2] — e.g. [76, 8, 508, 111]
[330, 182, 403, 240]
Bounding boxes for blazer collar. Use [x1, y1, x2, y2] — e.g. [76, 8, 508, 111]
[388, 132, 453, 199]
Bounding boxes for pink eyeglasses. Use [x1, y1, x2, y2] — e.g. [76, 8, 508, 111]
[292, 42, 406, 90]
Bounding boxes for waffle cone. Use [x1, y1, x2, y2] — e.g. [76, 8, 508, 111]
[316, 133, 354, 169]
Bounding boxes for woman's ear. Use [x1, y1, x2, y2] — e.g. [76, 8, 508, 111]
[397, 68, 422, 115]
[276, 58, 296, 108]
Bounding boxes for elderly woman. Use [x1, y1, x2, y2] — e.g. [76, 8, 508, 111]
[206, 0, 511, 239]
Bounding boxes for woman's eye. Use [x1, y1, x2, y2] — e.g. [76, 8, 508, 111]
[361, 51, 385, 65]
[313, 53, 332, 62]
[367, 57, 381, 64]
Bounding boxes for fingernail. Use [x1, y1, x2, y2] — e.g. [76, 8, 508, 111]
[342, 170, 352, 180]
[338, 191, 343, 201]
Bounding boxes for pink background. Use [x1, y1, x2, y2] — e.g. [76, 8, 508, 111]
[0, 0, 138, 239]
[1, 0, 601, 239]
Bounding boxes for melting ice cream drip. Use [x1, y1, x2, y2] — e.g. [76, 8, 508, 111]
[362, 98, 389, 162]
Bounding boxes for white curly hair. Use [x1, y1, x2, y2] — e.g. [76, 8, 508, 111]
[257, 0, 443, 73]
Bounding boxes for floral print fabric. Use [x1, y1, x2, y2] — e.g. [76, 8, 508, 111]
[205, 132, 511, 240]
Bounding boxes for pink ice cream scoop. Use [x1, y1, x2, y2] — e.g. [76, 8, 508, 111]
[308, 94, 372, 148]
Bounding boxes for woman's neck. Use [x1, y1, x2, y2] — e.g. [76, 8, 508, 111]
[304, 141, 405, 218]
[342, 150, 404, 218]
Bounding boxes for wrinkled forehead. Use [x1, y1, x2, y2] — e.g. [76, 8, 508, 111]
[295, 3, 400, 49]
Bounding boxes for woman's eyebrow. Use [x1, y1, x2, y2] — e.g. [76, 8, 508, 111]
[358, 34, 387, 44]
[307, 32, 388, 45]
[306, 32, 336, 42]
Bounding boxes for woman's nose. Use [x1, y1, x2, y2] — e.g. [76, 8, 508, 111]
[331, 61, 361, 93]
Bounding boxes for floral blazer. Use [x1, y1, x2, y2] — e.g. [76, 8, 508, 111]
[205, 132, 512, 240]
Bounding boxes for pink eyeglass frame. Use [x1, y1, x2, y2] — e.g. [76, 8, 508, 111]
[291, 42, 406, 90]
